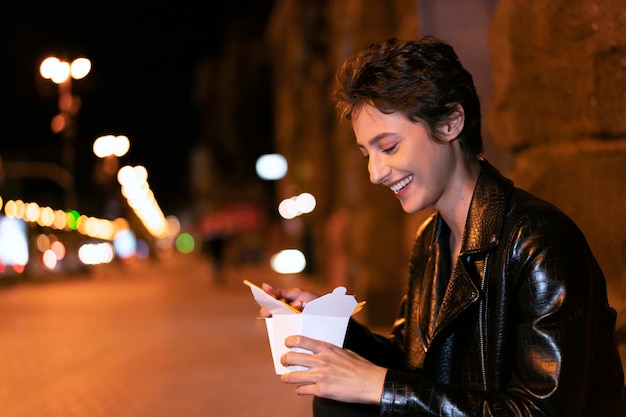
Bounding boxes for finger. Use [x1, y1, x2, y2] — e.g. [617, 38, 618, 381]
[276, 287, 302, 301]
[285, 335, 331, 352]
[261, 283, 278, 297]
[289, 299, 306, 311]
[280, 351, 321, 374]
[281, 369, 315, 385]
[294, 383, 319, 397]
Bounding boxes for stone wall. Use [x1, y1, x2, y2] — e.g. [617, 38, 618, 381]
[489, 0, 626, 359]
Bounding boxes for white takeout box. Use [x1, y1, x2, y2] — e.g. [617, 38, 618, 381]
[244, 280, 363, 375]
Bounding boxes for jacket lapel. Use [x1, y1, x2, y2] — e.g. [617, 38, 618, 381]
[418, 216, 480, 346]
[419, 159, 513, 347]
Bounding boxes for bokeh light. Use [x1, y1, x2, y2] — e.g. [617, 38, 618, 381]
[278, 192, 317, 219]
[66, 210, 80, 230]
[93, 134, 130, 158]
[2, 198, 129, 242]
[50, 240, 66, 260]
[0, 216, 28, 269]
[40, 56, 91, 84]
[78, 242, 115, 265]
[175, 232, 195, 254]
[70, 58, 91, 80]
[270, 249, 306, 274]
[113, 229, 137, 260]
[256, 153, 288, 180]
[42, 250, 58, 270]
[117, 165, 169, 238]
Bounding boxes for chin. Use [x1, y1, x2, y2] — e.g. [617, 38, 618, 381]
[398, 196, 427, 214]
[399, 201, 419, 214]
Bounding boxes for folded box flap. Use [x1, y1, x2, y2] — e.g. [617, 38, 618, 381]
[245, 280, 299, 315]
[302, 287, 357, 317]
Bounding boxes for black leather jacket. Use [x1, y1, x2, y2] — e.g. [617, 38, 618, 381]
[345, 159, 626, 416]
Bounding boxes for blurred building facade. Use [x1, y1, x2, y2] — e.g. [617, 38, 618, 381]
[192, 0, 625, 358]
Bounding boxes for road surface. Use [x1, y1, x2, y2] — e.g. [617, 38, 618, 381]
[0, 253, 314, 417]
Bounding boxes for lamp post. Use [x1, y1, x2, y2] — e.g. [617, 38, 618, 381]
[39, 56, 91, 209]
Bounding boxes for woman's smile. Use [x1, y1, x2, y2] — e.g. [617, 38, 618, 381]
[389, 175, 413, 194]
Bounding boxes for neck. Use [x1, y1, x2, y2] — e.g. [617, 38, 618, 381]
[437, 158, 481, 245]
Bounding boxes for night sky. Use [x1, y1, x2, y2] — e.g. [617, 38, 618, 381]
[0, 1, 273, 216]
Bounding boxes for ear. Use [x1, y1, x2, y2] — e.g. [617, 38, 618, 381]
[436, 104, 465, 143]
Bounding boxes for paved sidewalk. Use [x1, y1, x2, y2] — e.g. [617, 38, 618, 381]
[0, 254, 314, 417]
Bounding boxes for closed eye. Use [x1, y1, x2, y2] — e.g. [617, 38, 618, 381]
[382, 144, 398, 154]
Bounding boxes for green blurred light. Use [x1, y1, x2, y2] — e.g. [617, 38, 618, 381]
[175, 233, 195, 254]
[66, 209, 80, 230]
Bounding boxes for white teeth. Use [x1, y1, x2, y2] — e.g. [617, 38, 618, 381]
[390, 176, 413, 194]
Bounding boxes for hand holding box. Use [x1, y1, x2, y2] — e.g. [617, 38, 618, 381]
[244, 280, 364, 374]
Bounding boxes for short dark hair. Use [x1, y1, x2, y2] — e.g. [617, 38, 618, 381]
[331, 36, 483, 160]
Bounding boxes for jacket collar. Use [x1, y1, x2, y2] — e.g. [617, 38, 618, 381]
[460, 158, 514, 256]
[420, 159, 513, 346]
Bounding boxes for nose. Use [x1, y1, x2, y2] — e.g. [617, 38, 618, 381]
[368, 153, 389, 184]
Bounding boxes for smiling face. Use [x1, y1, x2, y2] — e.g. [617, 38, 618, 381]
[353, 104, 460, 214]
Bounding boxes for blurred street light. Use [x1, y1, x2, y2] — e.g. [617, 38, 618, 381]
[40, 57, 91, 83]
[39, 56, 92, 209]
[270, 249, 306, 274]
[117, 165, 169, 239]
[93, 134, 130, 219]
[93, 135, 130, 158]
[278, 192, 316, 219]
[256, 153, 287, 180]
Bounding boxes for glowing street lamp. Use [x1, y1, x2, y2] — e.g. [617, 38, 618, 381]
[93, 135, 130, 210]
[93, 135, 130, 158]
[39, 56, 91, 209]
[40, 57, 91, 84]
[39, 56, 91, 133]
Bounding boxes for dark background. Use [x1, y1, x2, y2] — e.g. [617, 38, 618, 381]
[0, 1, 275, 216]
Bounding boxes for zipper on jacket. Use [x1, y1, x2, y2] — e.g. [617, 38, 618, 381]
[478, 256, 489, 391]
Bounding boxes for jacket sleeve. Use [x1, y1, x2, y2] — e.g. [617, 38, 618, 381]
[379, 208, 626, 416]
[343, 297, 408, 371]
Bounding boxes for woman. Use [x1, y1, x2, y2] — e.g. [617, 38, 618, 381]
[264, 37, 626, 416]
